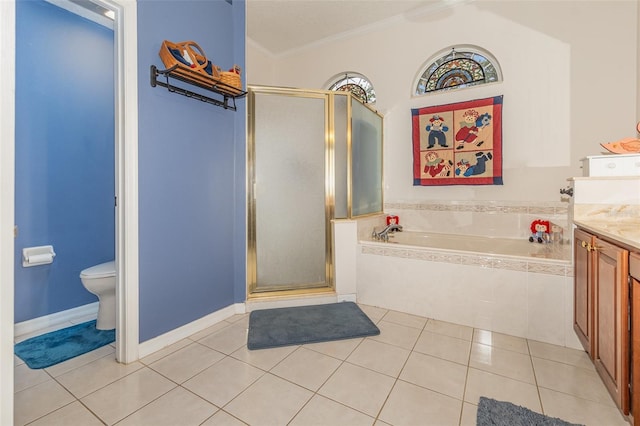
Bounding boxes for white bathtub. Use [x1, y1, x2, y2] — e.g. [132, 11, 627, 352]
[379, 231, 570, 262]
[355, 230, 580, 349]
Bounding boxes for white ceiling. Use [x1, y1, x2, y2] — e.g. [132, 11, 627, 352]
[246, 0, 468, 56]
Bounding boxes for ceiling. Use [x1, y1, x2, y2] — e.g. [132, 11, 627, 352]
[246, 0, 467, 56]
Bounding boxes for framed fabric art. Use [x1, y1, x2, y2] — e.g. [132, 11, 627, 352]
[412, 96, 503, 186]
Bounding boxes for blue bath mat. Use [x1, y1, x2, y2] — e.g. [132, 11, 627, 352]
[15, 320, 115, 369]
[247, 302, 380, 350]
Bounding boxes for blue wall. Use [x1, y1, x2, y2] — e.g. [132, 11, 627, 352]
[14, 1, 115, 323]
[137, 0, 246, 342]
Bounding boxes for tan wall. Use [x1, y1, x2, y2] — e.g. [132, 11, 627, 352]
[247, 0, 638, 202]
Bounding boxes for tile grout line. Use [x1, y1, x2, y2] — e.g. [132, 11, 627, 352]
[370, 315, 431, 424]
[16, 307, 623, 426]
[527, 338, 546, 415]
[282, 306, 394, 424]
[47, 368, 108, 426]
[458, 328, 477, 425]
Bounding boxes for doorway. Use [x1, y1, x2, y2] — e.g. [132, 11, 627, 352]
[14, 0, 116, 330]
[39, 0, 139, 364]
[12, 0, 137, 362]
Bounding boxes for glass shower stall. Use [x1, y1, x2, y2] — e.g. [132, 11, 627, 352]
[247, 86, 383, 297]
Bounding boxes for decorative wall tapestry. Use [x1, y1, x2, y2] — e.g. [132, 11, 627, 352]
[412, 96, 503, 186]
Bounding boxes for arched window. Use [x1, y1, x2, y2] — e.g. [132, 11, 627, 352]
[415, 46, 502, 95]
[327, 72, 376, 104]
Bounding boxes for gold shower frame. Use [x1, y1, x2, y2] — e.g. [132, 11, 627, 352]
[246, 85, 383, 299]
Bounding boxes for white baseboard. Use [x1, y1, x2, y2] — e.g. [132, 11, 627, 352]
[14, 302, 99, 337]
[337, 293, 357, 302]
[234, 303, 246, 314]
[138, 303, 245, 359]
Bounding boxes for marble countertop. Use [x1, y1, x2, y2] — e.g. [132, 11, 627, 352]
[572, 204, 640, 250]
[573, 218, 640, 251]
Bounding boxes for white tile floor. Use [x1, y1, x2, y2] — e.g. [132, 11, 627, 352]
[14, 304, 631, 426]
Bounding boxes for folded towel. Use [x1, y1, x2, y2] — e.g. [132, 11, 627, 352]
[170, 48, 215, 77]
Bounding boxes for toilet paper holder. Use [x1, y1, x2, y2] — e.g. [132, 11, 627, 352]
[22, 245, 56, 267]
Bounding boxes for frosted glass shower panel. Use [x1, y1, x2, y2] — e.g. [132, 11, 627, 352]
[334, 94, 348, 219]
[351, 99, 383, 217]
[253, 93, 327, 290]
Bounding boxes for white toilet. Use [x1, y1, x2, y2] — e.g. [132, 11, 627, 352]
[80, 261, 116, 330]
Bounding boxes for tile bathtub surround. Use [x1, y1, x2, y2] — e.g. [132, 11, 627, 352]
[357, 245, 578, 348]
[354, 213, 386, 241]
[348, 201, 575, 349]
[384, 200, 569, 241]
[361, 245, 573, 277]
[14, 307, 629, 426]
[385, 200, 569, 215]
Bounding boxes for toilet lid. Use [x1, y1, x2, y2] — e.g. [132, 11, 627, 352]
[80, 261, 116, 279]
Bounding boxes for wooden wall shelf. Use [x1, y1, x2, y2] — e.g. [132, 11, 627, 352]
[150, 65, 246, 111]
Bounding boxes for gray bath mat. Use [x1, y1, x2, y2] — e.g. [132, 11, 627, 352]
[477, 396, 584, 426]
[247, 302, 380, 350]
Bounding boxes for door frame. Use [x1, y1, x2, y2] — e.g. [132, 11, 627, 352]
[108, 0, 139, 365]
[0, 1, 17, 423]
[0, 0, 139, 422]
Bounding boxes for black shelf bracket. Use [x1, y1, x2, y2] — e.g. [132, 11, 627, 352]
[150, 65, 247, 111]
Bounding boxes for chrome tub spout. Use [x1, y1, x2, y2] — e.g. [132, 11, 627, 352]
[372, 223, 403, 241]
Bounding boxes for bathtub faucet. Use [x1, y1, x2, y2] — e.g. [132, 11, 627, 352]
[372, 223, 403, 241]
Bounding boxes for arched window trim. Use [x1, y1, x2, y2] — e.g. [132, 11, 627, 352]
[413, 45, 503, 96]
[325, 71, 377, 104]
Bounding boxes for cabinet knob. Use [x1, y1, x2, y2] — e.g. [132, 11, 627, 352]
[581, 240, 594, 251]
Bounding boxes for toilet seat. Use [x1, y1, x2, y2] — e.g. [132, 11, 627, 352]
[80, 261, 115, 279]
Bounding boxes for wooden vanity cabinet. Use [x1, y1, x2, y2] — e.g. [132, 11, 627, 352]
[574, 228, 595, 355]
[574, 228, 630, 413]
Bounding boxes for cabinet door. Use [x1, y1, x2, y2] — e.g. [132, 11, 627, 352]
[574, 228, 594, 355]
[593, 237, 629, 413]
[630, 253, 640, 424]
